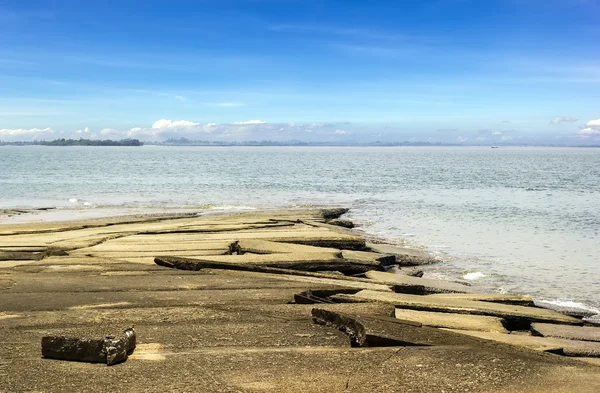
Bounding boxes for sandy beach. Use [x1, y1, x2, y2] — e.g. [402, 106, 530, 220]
[1, 208, 600, 392]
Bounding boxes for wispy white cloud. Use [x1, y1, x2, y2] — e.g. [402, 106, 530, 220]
[97, 119, 352, 141]
[152, 119, 200, 129]
[99, 128, 121, 137]
[576, 118, 600, 136]
[268, 23, 437, 61]
[334, 129, 351, 135]
[500, 58, 600, 84]
[267, 24, 417, 42]
[126, 119, 265, 139]
[232, 120, 266, 125]
[35, 52, 263, 72]
[0, 127, 53, 140]
[214, 102, 244, 108]
[550, 116, 578, 124]
[123, 88, 189, 102]
[586, 119, 600, 126]
[334, 43, 424, 59]
[578, 127, 600, 135]
[75, 127, 90, 134]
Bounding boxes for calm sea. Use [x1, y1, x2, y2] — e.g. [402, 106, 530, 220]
[1, 146, 599, 312]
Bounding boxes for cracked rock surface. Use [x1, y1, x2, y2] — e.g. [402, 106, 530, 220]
[1, 209, 600, 392]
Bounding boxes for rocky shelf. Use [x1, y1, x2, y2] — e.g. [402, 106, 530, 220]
[1, 208, 600, 392]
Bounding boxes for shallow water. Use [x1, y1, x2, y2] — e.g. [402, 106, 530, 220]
[1, 145, 598, 310]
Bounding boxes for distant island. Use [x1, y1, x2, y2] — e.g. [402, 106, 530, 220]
[0, 138, 143, 146]
[148, 137, 459, 147]
[43, 138, 143, 146]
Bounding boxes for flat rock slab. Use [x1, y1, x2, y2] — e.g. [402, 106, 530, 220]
[5, 344, 600, 393]
[339, 290, 581, 326]
[531, 323, 600, 342]
[0, 246, 47, 252]
[236, 239, 339, 255]
[395, 308, 508, 333]
[6, 271, 329, 294]
[312, 308, 484, 348]
[575, 358, 600, 367]
[0, 287, 310, 313]
[156, 253, 382, 274]
[204, 230, 367, 250]
[74, 240, 234, 253]
[365, 270, 472, 294]
[427, 293, 534, 306]
[5, 210, 600, 392]
[178, 251, 339, 263]
[0, 302, 396, 331]
[236, 244, 393, 269]
[213, 270, 392, 292]
[366, 242, 438, 266]
[0, 251, 43, 261]
[446, 330, 600, 357]
[341, 250, 396, 266]
[137, 222, 296, 234]
[81, 250, 232, 259]
[35, 321, 351, 351]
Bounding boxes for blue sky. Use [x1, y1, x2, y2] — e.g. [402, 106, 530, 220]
[1, 0, 599, 143]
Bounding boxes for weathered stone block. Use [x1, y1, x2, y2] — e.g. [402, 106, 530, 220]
[327, 219, 355, 228]
[320, 208, 349, 220]
[42, 328, 136, 365]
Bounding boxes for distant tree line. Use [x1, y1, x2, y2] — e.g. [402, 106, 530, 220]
[40, 138, 143, 146]
[2, 138, 599, 147]
[154, 138, 455, 147]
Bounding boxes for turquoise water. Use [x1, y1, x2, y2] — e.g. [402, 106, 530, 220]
[1, 146, 599, 310]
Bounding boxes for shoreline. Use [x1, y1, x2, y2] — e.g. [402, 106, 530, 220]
[1, 206, 597, 320]
[1, 208, 600, 391]
[3, 146, 598, 315]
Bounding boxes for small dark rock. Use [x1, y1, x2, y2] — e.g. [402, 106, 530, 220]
[407, 270, 424, 278]
[327, 219, 355, 229]
[395, 254, 438, 266]
[320, 208, 350, 220]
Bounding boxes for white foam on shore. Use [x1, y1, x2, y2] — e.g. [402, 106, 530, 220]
[463, 272, 486, 280]
[68, 198, 78, 203]
[536, 299, 600, 314]
[209, 205, 257, 211]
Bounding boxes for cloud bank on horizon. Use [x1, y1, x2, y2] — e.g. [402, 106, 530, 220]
[3, 117, 600, 144]
[0, 0, 599, 144]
